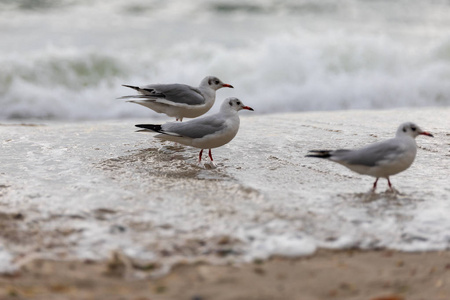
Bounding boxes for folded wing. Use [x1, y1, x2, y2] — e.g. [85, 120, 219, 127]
[122, 83, 206, 106]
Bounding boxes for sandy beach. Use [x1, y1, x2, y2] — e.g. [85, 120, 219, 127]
[1, 107, 449, 299]
[1, 250, 450, 300]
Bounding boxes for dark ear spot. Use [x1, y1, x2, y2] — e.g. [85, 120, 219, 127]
[403, 127, 407, 133]
[229, 100, 233, 106]
[208, 79, 212, 85]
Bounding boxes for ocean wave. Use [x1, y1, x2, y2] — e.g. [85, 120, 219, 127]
[0, 49, 137, 119]
[2, 34, 450, 120]
[1, 0, 450, 120]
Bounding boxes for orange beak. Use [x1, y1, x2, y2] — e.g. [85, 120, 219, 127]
[222, 83, 234, 88]
[242, 106, 254, 111]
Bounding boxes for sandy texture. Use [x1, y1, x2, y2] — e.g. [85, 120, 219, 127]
[1, 250, 450, 300]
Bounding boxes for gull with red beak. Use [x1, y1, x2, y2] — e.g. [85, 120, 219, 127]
[306, 122, 433, 191]
[136, 97, 254, 164]
[120, 76, 233, 121]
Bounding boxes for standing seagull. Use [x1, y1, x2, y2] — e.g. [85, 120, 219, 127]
[306, 122, 433, 191]
[135, 97, 254, 163]
[120, 76, 233, 121]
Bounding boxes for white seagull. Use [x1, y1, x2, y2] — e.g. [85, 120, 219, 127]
[121, 76, 233, 121]
[135, 97, 254, 163]
[306, 122, 433, 191]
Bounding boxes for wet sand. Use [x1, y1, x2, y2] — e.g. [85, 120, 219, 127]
[1, 249, 450, 300]
[1, 107, 450, 299]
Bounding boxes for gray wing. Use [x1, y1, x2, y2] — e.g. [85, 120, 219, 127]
[332, 139, 406, 167]
[140, 83, 206, 106]
[162, 116, 226, 139]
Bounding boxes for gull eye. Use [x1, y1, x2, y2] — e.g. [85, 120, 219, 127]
[236, 101, 241, 105]
[215, 80, 220, 85]
[411, 126, 417, 131]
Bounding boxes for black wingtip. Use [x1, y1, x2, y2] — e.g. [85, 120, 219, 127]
[135, 124, 163, 133]
[122, 84, 140, 91]
[305, 150, 332, 159]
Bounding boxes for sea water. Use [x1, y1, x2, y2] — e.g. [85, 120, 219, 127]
[0, 108, 449, 274]
[1, 0, 450, 119]
[1, 1, 450, 274]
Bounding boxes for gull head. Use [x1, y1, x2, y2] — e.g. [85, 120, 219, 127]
[201, 76, 234, 91]
[221, 97, 254, 112]
[396, 122, 433, 138]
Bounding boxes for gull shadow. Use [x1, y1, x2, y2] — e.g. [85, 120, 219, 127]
[335, 190, 420, 222]
[98, 146, 231, 181]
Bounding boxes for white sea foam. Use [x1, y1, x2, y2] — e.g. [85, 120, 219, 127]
[0, 108, 448, 273]
[1, 0, 450, 120]
[0, 243, 15, 273]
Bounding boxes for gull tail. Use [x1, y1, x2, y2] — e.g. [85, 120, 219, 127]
[122, 85, 165, 97]
[135, 124, 182, 137]
[135, 124, 163, 133]
[305, 150, 332, 159]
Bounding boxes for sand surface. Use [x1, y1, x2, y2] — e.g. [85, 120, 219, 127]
[1, 250, 450, 300]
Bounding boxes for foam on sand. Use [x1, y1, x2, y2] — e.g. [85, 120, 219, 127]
[0, 107, 448, 274]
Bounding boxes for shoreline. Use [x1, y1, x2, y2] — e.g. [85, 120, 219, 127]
[1, 249, 450, 300]
[1, 107, 449, 299]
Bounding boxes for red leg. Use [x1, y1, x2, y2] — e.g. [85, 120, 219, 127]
[372, 178, 379, 190]
[198, 149, 203, 163]
[208, 149, 213, 161]
[387, 177, 393, 190]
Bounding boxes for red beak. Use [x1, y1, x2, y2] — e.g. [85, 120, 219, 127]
[242, 106, 254, 111]
[420, 131, 434, 137]
[222, 84, 234, 88]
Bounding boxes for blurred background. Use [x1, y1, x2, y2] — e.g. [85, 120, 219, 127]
[1, 0, 450, 120]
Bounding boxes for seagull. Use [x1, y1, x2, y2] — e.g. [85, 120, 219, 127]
[120, 76, 233, 121]
[306, 122, 433, 191]
[135, 97, 254, 163]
